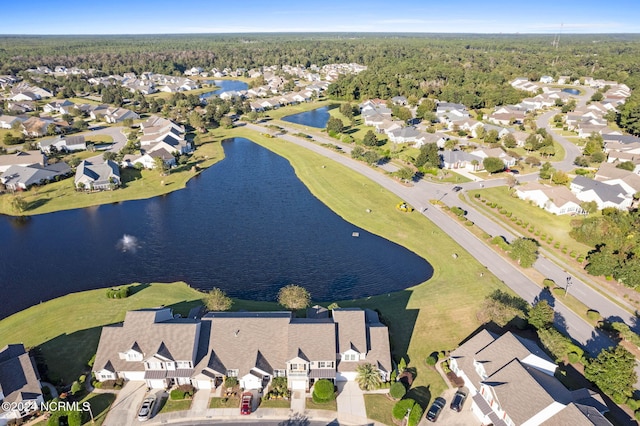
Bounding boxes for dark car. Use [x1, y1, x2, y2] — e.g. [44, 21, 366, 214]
[240, 392, 253, 415]
[137, 396, 156, 422]
[452, 186, 463, 192]
[426, 397, 446, 422]
[450, 389, 467, 412]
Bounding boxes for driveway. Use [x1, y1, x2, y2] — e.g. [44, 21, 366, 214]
[419, 388, 476, 426]
[102, 381, 148, 426]
[336, 381, 366, 420]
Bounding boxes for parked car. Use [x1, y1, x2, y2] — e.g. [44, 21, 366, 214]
[426, 397, 446, 422]
[450, 389, 467, 412]
[452, 186, 463, 192]
[240, 392, 253, 415]
[137, 396, 156, 422]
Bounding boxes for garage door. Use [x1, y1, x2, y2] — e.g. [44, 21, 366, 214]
[291, 379, 307, 390]
[335, 372, 358, 382]
[123, 371, 145, 381]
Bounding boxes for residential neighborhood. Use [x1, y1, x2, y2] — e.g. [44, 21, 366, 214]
[2, 31, 640, 426]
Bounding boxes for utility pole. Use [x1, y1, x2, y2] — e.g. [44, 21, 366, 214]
[565, 276, 572, 298]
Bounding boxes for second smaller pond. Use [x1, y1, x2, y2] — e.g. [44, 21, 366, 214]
[200, 80, 249, 99]
[562, 88, 581, 95]
[282, 106, 331, 128]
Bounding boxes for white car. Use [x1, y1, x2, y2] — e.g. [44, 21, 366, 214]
[137, 396, 156, 422]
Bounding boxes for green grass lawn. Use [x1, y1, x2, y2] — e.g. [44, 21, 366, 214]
[305, 398, 338, 411]
[158, 397, 193, 414]
[467, 186, 592, 259]
[83, 134, 114, 143]
[82, 392, 116, 426]
[259, 398, 291, 408]
[364, 394, 396, 425]
[0, 137, 224, 216]
[209, 395, 240, 408]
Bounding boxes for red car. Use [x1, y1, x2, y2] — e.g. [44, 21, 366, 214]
[240, 392, 253, 415]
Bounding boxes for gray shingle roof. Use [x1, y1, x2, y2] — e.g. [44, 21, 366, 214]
[572, 176, 628, 204]
[0, 344, 42, 406]
[333, 309, 367, 354]
[93, 308, 200, 374]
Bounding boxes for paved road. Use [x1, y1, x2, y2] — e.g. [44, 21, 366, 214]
[247, 122, 619, 354]
[87, 123, 128, 151]
[535, 86, 594, 172]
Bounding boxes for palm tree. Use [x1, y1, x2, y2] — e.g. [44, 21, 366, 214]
[356, 363, 382, 391]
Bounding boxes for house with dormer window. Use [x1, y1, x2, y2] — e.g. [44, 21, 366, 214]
[92, 308, 201, 389]
[449, 330, 611, 426]
[93, 307, 391, 392]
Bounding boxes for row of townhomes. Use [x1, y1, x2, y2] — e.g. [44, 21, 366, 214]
[0, 344, 44, 426]
[450, 330, 611, 426]
[122, 115, 192, 169]
[92, 307, 391, 391]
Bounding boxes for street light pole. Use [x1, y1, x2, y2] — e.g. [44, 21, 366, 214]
[565, 276, 572, 298]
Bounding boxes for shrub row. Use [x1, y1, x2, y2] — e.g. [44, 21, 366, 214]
[106, 287, 130, 299]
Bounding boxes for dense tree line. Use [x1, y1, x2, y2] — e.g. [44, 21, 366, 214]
[2, 35, 640, 93]
[571, 209, 640, 288]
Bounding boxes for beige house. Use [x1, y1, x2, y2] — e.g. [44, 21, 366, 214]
[93, 307, 391, 392]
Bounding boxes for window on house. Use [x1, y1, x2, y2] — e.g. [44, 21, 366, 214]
[343, 353, 357, 361]
[290, 364, 297, 371]
[274, 370, 286, 377]
[226, 369, 238, 377]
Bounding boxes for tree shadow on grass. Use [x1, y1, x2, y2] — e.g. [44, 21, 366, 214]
[120, 168, 142, 185]
[38, 326, 103, 385]
[127, 282, 151, 296]
[25, 198, 50, 211]
[406, 385, 431, 409]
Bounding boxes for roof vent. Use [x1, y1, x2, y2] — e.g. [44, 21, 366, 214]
[235, 330, 240, 337]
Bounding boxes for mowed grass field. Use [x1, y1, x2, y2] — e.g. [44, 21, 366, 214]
[467, 186, 592, 258]
[0, 137, 224, 216]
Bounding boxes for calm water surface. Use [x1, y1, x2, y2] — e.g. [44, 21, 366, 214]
[0, 138, 432, 319]
[562, 88, 581, 95]
[281, 106, 330, 128]
[200, 80, 249, 99]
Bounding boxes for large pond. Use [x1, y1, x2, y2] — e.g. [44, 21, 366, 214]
[0, 138, 433, 319]
[282, 106, 331, 128]
[200, 80, 249, 100]
[562, 88, 581, 95]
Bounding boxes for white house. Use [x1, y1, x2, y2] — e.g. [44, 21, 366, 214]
[449, 330, 611, 426]
[38, 135, 86, 154]
[570, 176, 632, 210]
[516, 182, 585, 215]
[74, 159, 121, 190]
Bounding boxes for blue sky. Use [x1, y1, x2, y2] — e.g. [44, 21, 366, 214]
[3, 0, 639, 34]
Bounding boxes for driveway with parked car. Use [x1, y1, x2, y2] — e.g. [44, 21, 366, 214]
[420, 388, 476, 425]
